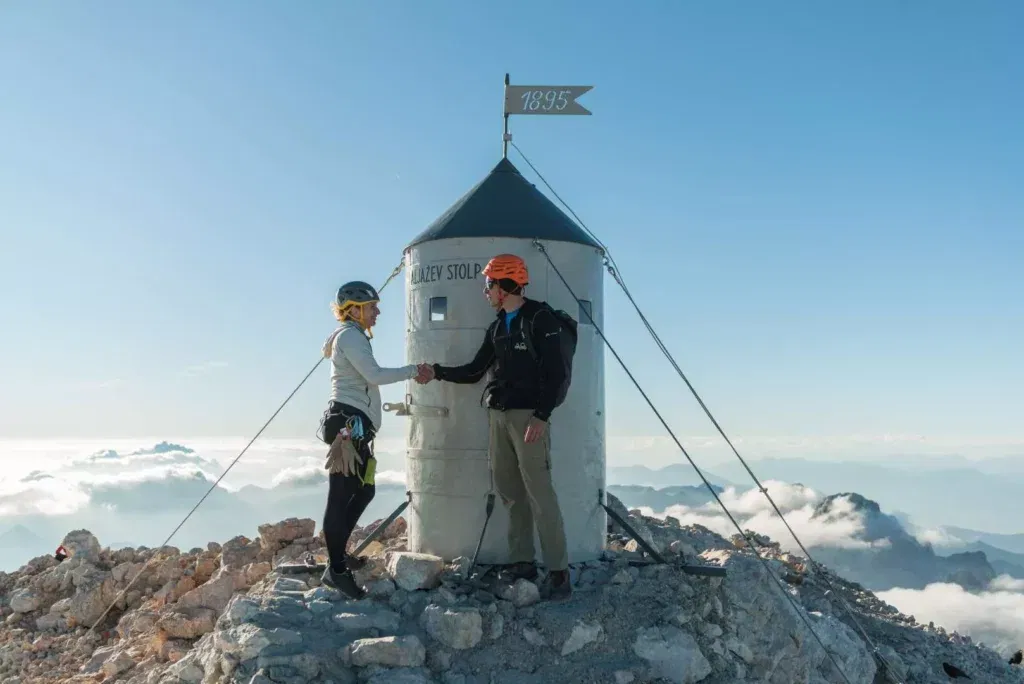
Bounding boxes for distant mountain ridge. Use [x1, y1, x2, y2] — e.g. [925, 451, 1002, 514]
[941, 526, 1024, 555]
[608, 463, 735, 488]
[606, 484, 724, 513]
[608, 486, 1024, 593]
[708, 457, 1024, 535]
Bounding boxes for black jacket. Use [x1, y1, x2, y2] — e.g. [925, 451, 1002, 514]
[433, 299, 566, 422]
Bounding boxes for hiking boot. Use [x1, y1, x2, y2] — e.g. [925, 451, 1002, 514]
[321, 566, 365, 600]
[498, 561, 538, 583]
[545, 569, 572, 601]
[345, 555, 368, 571]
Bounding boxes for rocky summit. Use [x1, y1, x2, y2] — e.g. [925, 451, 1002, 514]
[1, 497, 1022, 684]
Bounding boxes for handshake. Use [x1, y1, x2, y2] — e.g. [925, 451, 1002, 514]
[414, 363, 436, 385]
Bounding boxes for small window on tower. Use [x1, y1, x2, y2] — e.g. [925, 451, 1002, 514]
[429, 297, 448, 322]
[578, 299, 593, 325]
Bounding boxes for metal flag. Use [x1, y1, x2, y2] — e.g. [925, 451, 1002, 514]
[504, 85, 593, 116]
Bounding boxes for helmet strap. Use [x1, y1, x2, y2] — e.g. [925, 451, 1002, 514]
[349, 302, 375, 338]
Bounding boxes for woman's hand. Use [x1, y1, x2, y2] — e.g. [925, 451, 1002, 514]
[415, 363, 435, 384]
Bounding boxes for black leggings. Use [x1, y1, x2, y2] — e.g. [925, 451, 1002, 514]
[318, 402, 377, 572]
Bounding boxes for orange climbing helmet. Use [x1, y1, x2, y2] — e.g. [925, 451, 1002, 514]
[482, 254, 529, 286]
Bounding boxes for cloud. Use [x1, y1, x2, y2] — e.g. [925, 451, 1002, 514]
[990, 576, 1024, 592]
[909, 526, 965, 547]
[270, 465, 326, 489]
[0, 442, 226, 520]
[0, 475, 90, 517]
[0, 439, 422, 570]
[375, 470, 406, 486]
[85, 467, 228, 513]
[76, 443, 214, 470]
[638, 481, 888, 552]
[877, 577, 1024, 657]
[269, 466, 406, 489]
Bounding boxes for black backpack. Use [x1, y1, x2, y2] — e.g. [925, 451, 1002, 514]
[522, 301, 578, 407]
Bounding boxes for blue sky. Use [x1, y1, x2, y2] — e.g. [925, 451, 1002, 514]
[1, 2, 1022, 452]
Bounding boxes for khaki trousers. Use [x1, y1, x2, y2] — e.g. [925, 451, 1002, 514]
[488, 408, 569, 571]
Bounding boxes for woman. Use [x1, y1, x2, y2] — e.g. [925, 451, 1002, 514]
[317, 280, 429, 598]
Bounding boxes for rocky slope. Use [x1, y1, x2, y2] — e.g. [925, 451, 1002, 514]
[0, 498, 1021, 684]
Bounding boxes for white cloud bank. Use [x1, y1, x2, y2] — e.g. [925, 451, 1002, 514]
[878, 578, 1024, 657]
[637, 480, 889, 552]
[0, 439, 413, 571]
[3, 439, 1023, 661]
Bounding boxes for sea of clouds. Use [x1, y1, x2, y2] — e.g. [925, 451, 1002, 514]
[0, 438, 410, 571]
[0, 440, 1021, 656]
[634, 480, 1024, 657]
[633, 480, 892, 551]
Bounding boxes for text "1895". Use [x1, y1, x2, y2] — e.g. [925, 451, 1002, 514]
[519, 89, 573, 112]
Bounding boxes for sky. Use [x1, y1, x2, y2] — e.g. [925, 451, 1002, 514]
[1, 2, 1022, 461]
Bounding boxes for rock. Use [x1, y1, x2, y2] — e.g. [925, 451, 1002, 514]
[724, 636, 754, 664]
[632, 626, 712, 684]
[610, 569, 633, 585]
[157, 606, 218, 639]
[387, 552, 444, 591]
[700, 623, 722, 638]
[614, 671, 636, 684]
[161, 653, 204, 683]
[366, 668, 432, 684]
[488, 613, 505, 640]
[9, 589, 40, 614]
[355, 516, 407, 543]
[420, 605, 483, 650]
[256, 651, 320, 679]
[213, 624, 303, 662]
[350, 635, 426, 668]
[258, 518, 316, 551]
[221, 594, 261, 626]
[805, 612, 877, 683]
[332, 610, 401, 632]
[101, 650, 135, 677]
[35, 613, 63, 631]
[64, 576, 117, 626]
[561, 620, 603, 655]
[523, 627, 546, 647]
[176, 568, 242, 612]
[243, 561, 272, 586]
[875, 644, 908, 682]
[61, 530, 102, 561]
[269, 576, 308, 594]
[159, 638, 191, 662]
[220, 536, 260, 569]
[499, 579, 540, 608]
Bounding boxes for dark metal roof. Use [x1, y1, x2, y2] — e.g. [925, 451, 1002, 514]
[406, 158, 602, 249]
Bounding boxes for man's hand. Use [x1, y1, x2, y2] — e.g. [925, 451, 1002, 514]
[524, 416, 547, 444]
[414, 363, 435, 384]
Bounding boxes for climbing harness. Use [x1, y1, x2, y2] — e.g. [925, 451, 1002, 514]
[87, 258, 406, 633]
[514, 141, 906, 684]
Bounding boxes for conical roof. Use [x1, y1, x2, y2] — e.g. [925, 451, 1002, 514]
[406, 158, 602, 249]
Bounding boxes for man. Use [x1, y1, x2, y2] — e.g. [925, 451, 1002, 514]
[420, 253, 572, 600]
